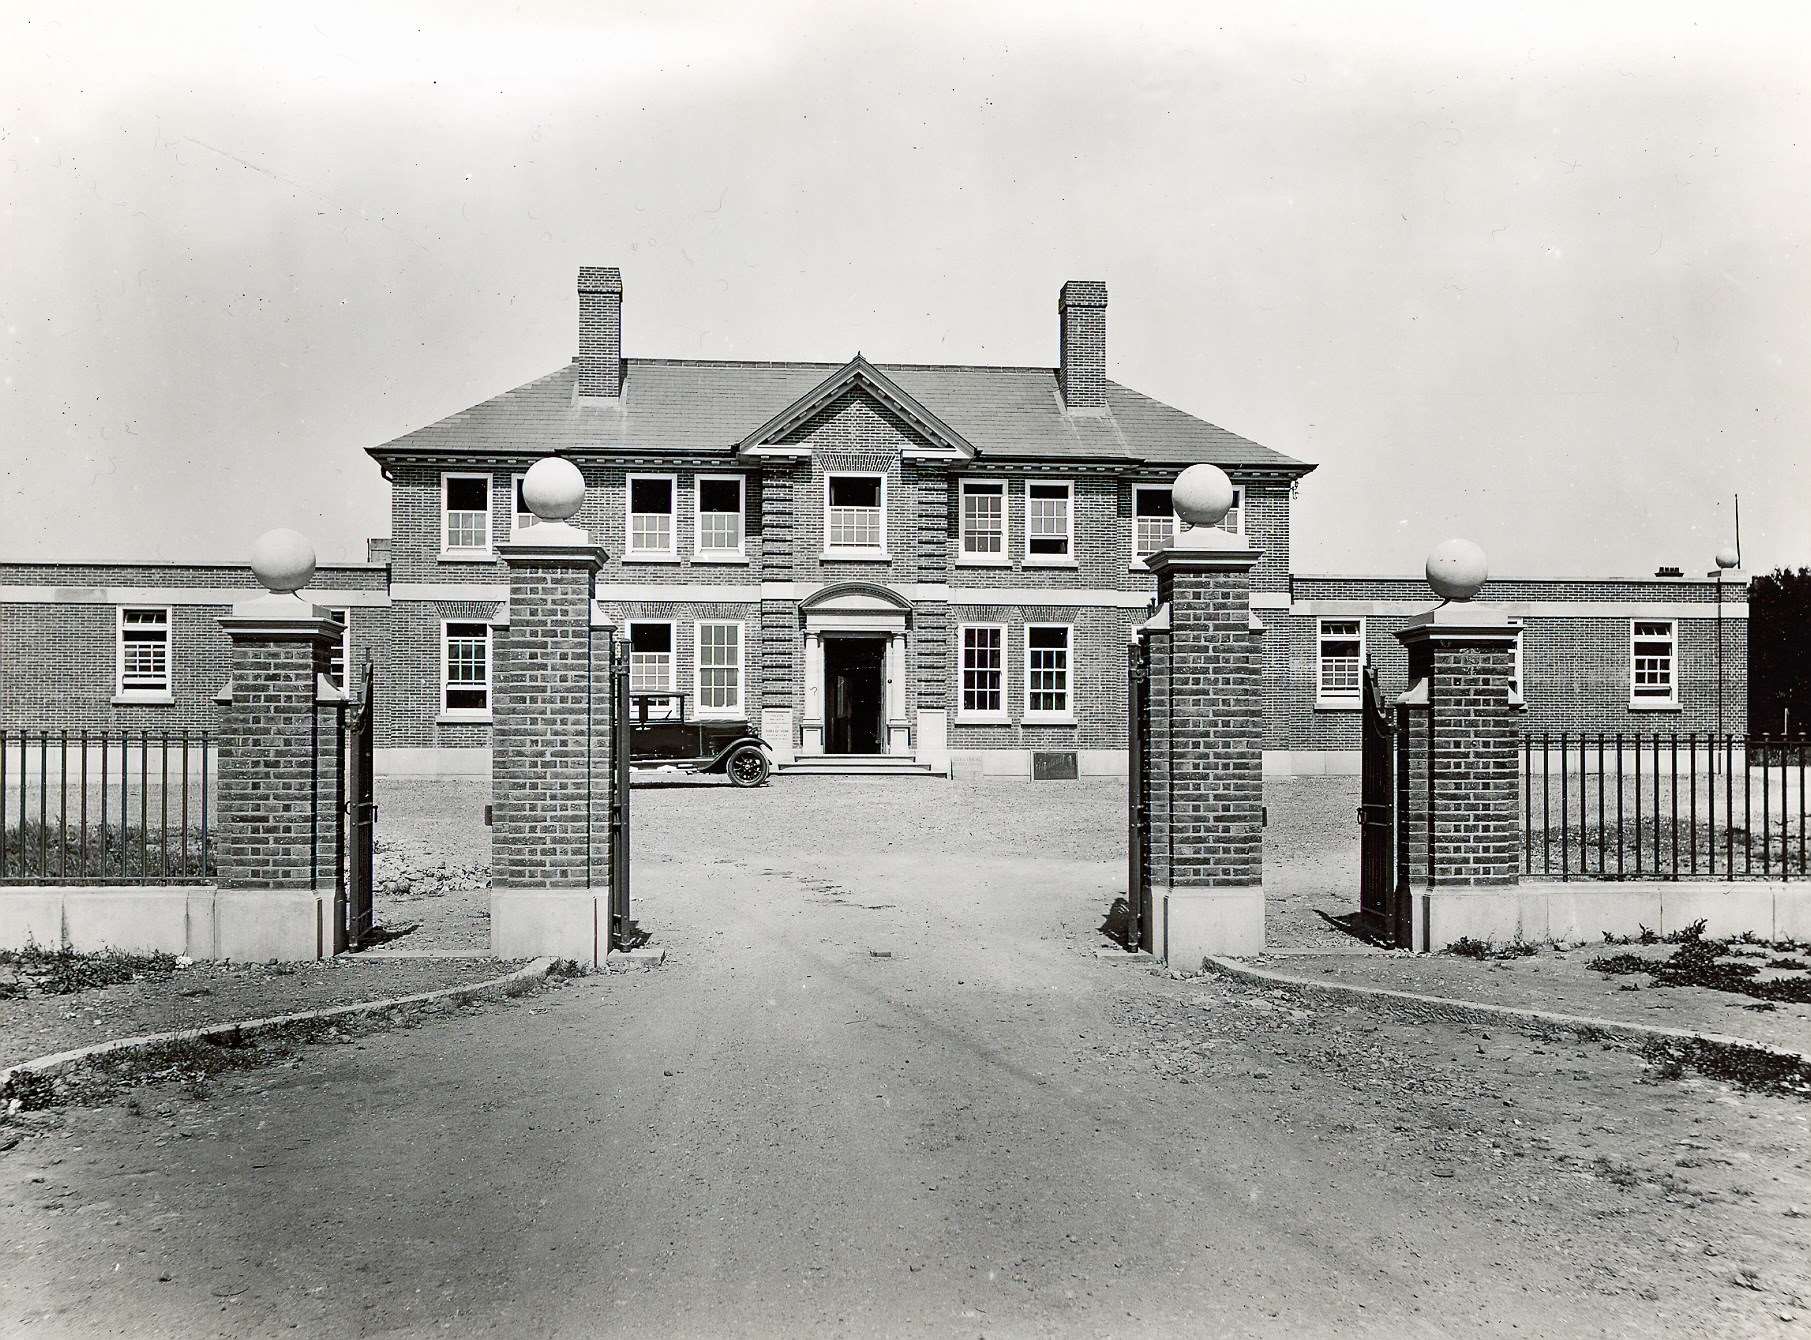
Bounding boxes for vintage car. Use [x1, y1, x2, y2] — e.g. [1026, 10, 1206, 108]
[625, 693, 772, 787]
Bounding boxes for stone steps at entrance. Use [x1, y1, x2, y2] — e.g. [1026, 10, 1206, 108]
[776, 754, 943, 778]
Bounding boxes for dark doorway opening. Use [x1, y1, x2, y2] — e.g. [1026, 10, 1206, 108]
[824, 636, 886, 755]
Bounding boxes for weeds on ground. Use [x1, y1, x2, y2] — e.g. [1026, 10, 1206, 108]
[2, 1035, 274, 1113]
[1591, 920, 1811, 1005]
[0, 943, 184, 997]
[1642, 1038, 1811, 1098]
[1445, 937, 1539, 961]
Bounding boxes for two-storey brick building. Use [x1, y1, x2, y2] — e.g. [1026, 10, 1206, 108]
[0, 267, 1750, 779]
[364, 269, 1310, 779]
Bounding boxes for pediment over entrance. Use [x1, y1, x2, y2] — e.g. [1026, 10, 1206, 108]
[799, 581, 912, 634]
[799, 581, 914, 615]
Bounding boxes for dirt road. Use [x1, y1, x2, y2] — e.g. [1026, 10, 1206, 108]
[3, 779, 1807, 1336]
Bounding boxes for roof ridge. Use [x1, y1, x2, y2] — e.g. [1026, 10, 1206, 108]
[620, 355, 1055, 374]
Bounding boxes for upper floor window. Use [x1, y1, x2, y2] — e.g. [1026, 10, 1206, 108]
[825, 474, 886, 556]
[959, 480, 1007, 562]
[1025, 481, 1073, 563]
[1132, 485, 1174, 560]
[441, 473, 492, 558]
[626, 475, 677, 559]
[695, 621, 744, 716]
[511, 474, 537, 537]
[1630, 619, 1677, 707]
[116, 607, 171, 701]
[326, 608, 350, 689]
[1317, 618, 1364, 706]
[1025, 624, 1074, 720]
[441, 620, 491, 718]
[695, 475, 746, 559]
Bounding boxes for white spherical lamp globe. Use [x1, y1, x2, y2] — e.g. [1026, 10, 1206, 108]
[250, 528, 316, 595]
[522, 457, 586, 522]
[1425, 538, 1488, 602]
[1171, 463, 1236, 529]
[1714, 546, 1740, 571]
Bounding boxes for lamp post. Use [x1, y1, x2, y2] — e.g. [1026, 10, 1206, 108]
[1712, 545, 1740, 745]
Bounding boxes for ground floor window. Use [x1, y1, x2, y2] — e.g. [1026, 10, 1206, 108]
[959, 625, 1005, 716]
[1317, 618, 1363, 704]
[627, 620, 676, 717]
[1025, 624, 1073, 719]
[695, 621, 744, 716]
[116, 606, 171, 698]
[1630, 619, 1676, 706]
[442, 621, 491, 716]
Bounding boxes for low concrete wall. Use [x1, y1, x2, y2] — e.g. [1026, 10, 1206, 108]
[0, 884, 340, 961]
[375, 747, 492, 778]
[948, 748, 1127, 781]
[1262, 750, 1363, 777]
[1413, 878, 1808, 951]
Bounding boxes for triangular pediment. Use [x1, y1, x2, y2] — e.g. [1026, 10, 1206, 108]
[736, 354, 976, 461]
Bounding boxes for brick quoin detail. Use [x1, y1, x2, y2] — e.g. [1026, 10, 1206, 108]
[492, 551, 610, 889]
[1396, 631, 1520, 887]
[217, 628, 341, 892]
[1146, 552, 1264, 889]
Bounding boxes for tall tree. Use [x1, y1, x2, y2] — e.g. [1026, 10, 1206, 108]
[1748, 567, 1811, 736]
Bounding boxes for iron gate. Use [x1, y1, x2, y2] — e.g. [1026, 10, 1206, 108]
[1125, 637, 1152, 953]
[607, 636, 633, 952]
[1358, 666, 1409, 947]
[345, 664, 377, 950]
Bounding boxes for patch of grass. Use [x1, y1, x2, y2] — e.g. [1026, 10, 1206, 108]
[0, 943, 183, 996]
[1588, 923, 1811, 1005]
[1642, 1038, 1811, 1098]
[2, 820, 215, 881]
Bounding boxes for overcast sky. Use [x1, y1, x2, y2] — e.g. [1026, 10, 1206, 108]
[2, 1, 1806, 578]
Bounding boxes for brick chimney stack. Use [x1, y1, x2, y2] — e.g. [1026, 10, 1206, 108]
[1057, 279, 1108, 411]
[577, 266, 624, 398]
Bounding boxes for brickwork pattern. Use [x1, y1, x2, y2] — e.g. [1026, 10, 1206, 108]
[1274, 608, 1749, 751]
[216, 628, 341, 893]
[944, 605, 1138, 751]
[1150, 557, 1264, 888]
[492, 555, 609, 889]
[1396, 634, 1521, 887]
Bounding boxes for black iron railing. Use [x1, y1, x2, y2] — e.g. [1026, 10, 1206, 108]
[1521, 733, 1807, 881]
[0, 729, 215, 885]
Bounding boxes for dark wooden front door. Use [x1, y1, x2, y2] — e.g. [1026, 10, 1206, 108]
[825, 637, 885, 755]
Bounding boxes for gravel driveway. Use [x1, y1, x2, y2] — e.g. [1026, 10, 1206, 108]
[372, 772, 1366, 952]
[3, 773, 1806, 1336]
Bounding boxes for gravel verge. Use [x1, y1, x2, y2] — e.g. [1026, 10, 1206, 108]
[0, 955, 526, 1069]
[1236, 943, 1811, 1056]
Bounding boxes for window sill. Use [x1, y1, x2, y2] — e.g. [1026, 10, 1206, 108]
[1314, 699, 1361, 712]
[622, 553, 682, 565]
[112, 692, 173, 706]
[692, 553, 749, 565]
[438, 550, 496, 563]
[1023, 557, 1077, 568]
[1629, 701, 1681, 712]
[820, 550, 891, 563]
[695, 709, 745, 722]
[955, 711, 1011, 725]
[1022, 713, 1077, 726]
[437, 712, 493, 725]
[956, 555, 1011, 567]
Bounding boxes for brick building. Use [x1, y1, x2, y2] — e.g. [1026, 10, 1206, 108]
[0, 268, 1750, 777]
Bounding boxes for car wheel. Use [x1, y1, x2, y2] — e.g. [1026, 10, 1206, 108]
[726, 745, 770, 788]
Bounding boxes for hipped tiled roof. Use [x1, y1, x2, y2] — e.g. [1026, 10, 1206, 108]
[368, 358, 1312, 474]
